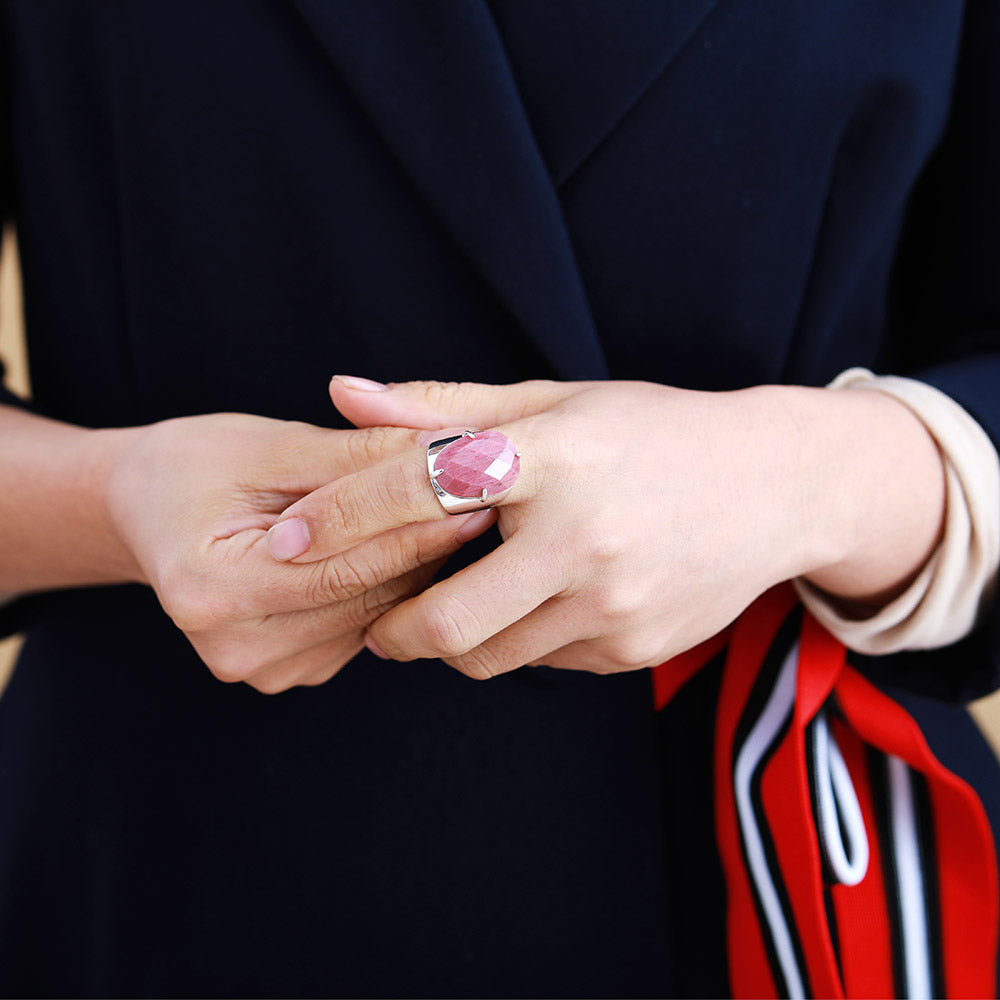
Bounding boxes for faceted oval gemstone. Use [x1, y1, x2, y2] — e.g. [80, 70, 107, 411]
[434, 430, 520, 498]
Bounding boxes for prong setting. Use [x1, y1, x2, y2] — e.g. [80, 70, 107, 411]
[426, 429, 520, 515]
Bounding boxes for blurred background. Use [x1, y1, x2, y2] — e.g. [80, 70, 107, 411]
[3, 223, 1000, 753]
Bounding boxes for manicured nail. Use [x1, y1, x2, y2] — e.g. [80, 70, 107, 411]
[333, 375, 390, 392]
[267, 517, 310, 560]
[454, 509, 498, 544]
[365, 636, 391, 660]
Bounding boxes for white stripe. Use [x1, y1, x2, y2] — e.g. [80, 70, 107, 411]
[814, 710, 869, 887]
[888, 755, 933, 1000]
[734, 640, 806, 1000]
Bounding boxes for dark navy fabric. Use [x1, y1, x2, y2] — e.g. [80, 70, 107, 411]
[0, 587, 674, 997]
[1, 2, 999, 995]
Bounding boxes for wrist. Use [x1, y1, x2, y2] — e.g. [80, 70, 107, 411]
[0, 408, 147, 595]
[764, 383, 945, 608]
[91, 424, 149, 586]
[727, 385, 845, 588]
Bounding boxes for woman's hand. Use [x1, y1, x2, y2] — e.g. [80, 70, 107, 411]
[269, 377, 945, 679]
[100, 412, 495, 692]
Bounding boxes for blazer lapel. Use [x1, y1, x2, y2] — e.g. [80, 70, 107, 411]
[288, 0, 608, 379]
[485, 0, 722, 186]
[286, 1, 721, 379]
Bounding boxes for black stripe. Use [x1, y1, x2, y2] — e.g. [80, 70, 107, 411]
[911, 771, 945, 999]
[733, 606, 803, 755]
[868, 749, 904, 999]
[804, 715, 824, 871]
[731, 606, 812, 998]
[828, 715, 856, 872]
[823, 882, 842, 980]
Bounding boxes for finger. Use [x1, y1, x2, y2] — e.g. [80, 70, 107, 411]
[259, 559, 442, 654]
[526, 633, 675, 674]
[243, 632, 364, 694]
[365, 530, 566, 663]
[329, 375, 582, 431]
[267, 426, 530, 563]
[173, 514, 474, 632]
[192, 560, 443, 685]
[438, 596, 589, 680]
[259, 422, 426, 496]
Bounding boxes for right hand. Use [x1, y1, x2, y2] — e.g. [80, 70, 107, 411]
[105, 412, 496, 693]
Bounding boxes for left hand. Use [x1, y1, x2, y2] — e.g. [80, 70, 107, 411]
[269, 377, 854, 678]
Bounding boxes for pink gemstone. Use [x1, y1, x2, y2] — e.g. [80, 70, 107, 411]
[434, 430, 520, 498]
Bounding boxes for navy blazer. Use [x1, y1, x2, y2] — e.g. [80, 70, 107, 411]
[1, 2, 999, 995]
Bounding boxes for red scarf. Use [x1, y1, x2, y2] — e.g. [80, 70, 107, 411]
[653, 584, 998, 998]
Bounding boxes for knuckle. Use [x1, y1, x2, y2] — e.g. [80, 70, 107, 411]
[418, 595, 479, 658]
[154, 559, 198, 625]
[382, 529, 428, 576]
[415, 379, 460, 409]
[327, 633, 365, 667]
[578, 522, 625, 566]
[449, 647, 505, 681]
[189, 619, 278, 686]
[606, 632, 663, 671]
[326, 472, 404, 544]
[276, 421, 325, 466]
[356, 574, 412, 623]
[590, 578, 645, 627]
[308, 553, 373, 605]
[156, 546, 257, 633]
[322, 489, 363, 541]
[335, 587, 393, 632]
[414, 520, 462, 564]
[298, 670, 337, 688]
[396, 455, 431, 506]
[511, 379, 558, 420]
[245, 673, 288, 695]
[160, 576, 228, 633]
[302, 642, 362, 685]
[203, 648, 258, 685]
[349, 425, 395, 467]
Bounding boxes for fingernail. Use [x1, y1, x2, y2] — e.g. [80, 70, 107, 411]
[267, 517, 310, 560]
[454, 508, 498, 544]
[333, 375, 390, 392]
[365, 636, 391, 660]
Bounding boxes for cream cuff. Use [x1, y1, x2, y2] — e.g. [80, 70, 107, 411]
[793, 368, 1000, 654]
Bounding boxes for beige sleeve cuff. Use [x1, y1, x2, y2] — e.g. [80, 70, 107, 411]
[793, 368, 1000, 654]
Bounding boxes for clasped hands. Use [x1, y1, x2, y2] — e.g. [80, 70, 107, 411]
[109, 376, 943, 693]
[268, 377, 805, 688]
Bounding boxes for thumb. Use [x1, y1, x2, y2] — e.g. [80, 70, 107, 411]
[329, 375, 582, 430]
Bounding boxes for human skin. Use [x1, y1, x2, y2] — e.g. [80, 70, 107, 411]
[0, 376, 944, 690]
[0, 404, 495, 692]
[267, 376, 946, 680]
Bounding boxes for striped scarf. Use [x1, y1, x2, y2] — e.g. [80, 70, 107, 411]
[653, 584, 998, 998]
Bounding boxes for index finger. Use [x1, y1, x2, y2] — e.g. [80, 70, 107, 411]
[268, 426, 533, 563]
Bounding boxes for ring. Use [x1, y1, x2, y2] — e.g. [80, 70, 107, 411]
[426, 429, 521, 514]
